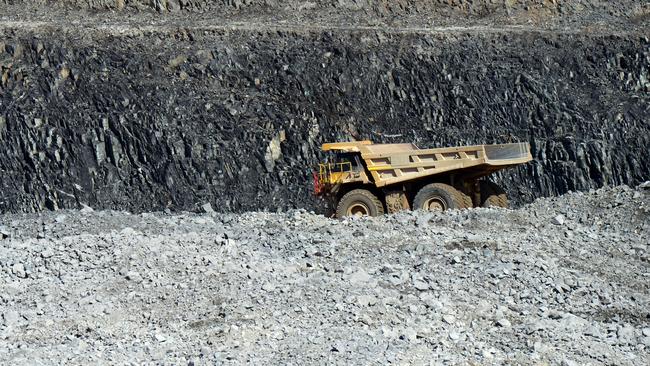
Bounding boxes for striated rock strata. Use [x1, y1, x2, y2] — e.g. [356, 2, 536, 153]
[0, 3, 648, 213]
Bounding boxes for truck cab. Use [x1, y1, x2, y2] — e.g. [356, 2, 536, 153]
[314, 142, 372, 195]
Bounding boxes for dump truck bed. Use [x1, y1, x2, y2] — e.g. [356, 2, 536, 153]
[323, 141, 532, 187]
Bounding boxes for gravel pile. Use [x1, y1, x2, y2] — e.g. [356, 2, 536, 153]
[1, 185, 649, 364]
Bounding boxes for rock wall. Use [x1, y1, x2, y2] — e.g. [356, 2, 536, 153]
[4, 0, 649, 28]
[0, 23, 649, 213]
[3, 0, 644, 18]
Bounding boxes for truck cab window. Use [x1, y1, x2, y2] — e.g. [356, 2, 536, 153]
[333, 153, 357, 172]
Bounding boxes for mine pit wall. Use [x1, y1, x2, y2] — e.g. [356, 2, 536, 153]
[0, 27, 648, 213]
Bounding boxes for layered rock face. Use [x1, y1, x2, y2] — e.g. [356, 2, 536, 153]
[0, 2, 648, 213]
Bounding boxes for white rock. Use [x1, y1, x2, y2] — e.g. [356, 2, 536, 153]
[401, 328, 417, 342]
[0, 226, 10, 238]
[449, 331, 460, 341]
[12, 263, 26, 278]
[201, 203, 215, 214]
[121, 227, 136, 235]
[561, 358, 579, 366]
[413, 280, 429, 291]
[126, 271, 142, 282]
[2, 310, 20, 326]
[496, 318, 511, 328]
[442, 314, 455, 324]
[349, 269, 372, 284]
[155, 333, 166, 342]
[617, 326, 636, 344]
[357, 295, 377, 307]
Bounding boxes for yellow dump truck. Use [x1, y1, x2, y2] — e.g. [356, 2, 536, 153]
[314, 140, 532, 218]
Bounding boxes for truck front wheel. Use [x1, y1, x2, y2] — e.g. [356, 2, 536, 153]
[413, 183, 471, 211]
[336, 189, 385, 218]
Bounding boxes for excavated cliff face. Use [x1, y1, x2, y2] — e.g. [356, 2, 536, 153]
[0, 2, 649, 213]
[4, 0, 648, 23]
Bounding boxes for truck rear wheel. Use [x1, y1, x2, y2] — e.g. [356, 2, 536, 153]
[413, 183, 471, 211]
[336, 189, 385, 218]
[480, 180, 509, 208]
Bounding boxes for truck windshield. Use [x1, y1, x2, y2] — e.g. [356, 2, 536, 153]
[326, 152, 357, 172]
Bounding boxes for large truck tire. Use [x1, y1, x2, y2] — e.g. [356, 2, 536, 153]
[413, 183, 472, 211]
[336, 189, 385, 218]
[480, 180, 509, 208]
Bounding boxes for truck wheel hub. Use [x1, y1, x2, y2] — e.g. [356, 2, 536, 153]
[424, 197, 446, 211]
[347, 202, 370, 216]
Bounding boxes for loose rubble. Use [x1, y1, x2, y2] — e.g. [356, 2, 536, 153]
[0, 185, 648, 364]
